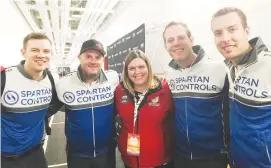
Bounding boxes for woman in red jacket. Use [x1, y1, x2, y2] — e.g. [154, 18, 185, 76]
[115, 49, 174, 168]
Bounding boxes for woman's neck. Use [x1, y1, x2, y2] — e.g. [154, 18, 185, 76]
[134, 84, 148, 93]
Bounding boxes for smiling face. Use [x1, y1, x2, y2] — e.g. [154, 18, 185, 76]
[78, 49, 103, 77]
[127, 58, 149, 88]
[21, 39, 52, 73]
[212, 12, 250, 59]
[164, 24, 194, 63]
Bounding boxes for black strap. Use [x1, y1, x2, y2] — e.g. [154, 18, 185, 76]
[222, 75, 230, 154]
[1, 69, 6, 96]
[46, 69, 55, 91]
[44, 69, 56, 135]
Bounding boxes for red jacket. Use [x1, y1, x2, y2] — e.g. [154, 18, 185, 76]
[115, 80, 174, 168]
[0, 66, 5, 71]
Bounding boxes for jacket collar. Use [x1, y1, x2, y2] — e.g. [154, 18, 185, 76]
[17, 60, 47, 80]
[224, 37, 268, 67]
[168, 45, 205, 70]
[77, 65, 108, 84]
[120, 76, 163, 100]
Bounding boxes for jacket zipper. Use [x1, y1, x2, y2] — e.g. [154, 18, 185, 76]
[221, 94, 227, 150]
[136, 107, 140, 168]
[265, 141, 271, 164]
[185, 98, 192, 160]
[92, 103, 96, 157]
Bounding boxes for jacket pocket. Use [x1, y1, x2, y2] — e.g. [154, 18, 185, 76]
[259, 130, 271, 166]
[230, 130, 262, 168]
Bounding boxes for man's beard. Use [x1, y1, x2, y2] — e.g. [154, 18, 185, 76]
[86, 72, 98, 79]
[83, 71, 100, 81]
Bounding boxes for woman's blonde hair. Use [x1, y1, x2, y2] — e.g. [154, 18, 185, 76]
[122, 49, 159, 95]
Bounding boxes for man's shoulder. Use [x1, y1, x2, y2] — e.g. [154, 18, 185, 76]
[256, 50, 271, 65]
[164, 65, 177, 73]
[2, 66, 17, 73]
[200, 57, 227, 73]
[261, 50, 271, 57]
[202, 56, 225, 66]
[104, 69, 118, 76]
[58, 71, 77, 82]
[104, 69, 119, 82]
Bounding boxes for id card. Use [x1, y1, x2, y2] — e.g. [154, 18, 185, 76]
[127, 133, 140, 156]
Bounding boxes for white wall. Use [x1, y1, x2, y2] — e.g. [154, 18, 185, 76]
[96, 0, 167, 47]
[0, 0, 32, 67]
[96, 0, 271, 75]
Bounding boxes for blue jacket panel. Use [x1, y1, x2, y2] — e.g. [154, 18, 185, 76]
[230, 99, 271, 168]
[174, 96, 226, 158]
[66, 104, 114, 156]
[2, 107, 47, 154]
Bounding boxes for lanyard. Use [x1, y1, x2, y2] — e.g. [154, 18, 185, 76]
[132, 90, 147, 133]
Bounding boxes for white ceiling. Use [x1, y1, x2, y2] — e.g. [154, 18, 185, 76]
[11, 0, 133, 65]
[9, 0, 271, 68]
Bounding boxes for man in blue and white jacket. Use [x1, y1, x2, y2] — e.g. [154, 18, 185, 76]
[47, 39, 119, 168]
[1, 32, 57, 168]
[212, 7, 271, 168]
[163, 21, 229, 168]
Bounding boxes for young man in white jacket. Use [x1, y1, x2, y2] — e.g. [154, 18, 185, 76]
[211, 7, 271, 168]
[163, 21, 229, 168]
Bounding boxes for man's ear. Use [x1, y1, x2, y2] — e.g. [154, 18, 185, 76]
[21, 48, 26, 58]
[190, 36, 194, 45]
[245, 26, 249, 36]
[164, 41, 169, 50]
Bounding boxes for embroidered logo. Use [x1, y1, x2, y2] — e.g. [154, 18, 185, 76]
[121, 95, 128, 104]
[63, 92, 75, 103]
[148, 96, 160, 106]
[169, 79, 175, 91]
[4, 90, 19, 105]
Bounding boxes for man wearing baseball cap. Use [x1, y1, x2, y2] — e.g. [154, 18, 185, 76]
[47, 39, 119, 168]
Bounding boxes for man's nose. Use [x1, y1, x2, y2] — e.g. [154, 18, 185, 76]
[173, 38, 183, 47]
[221, 32, 231, 42]
[36, 51, 46, 58]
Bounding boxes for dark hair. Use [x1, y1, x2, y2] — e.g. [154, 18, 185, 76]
[212, 7, 248, 28]
[23, 32, 52, 49]
[163, 21, 192, 43]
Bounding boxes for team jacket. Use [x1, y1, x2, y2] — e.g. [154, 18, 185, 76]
[226, 37, 271, 168]
[115, 79, 174, 168]
[1, 61, 55, 155]
[165, 46, 229, 160]
[49, 67, 119, 157]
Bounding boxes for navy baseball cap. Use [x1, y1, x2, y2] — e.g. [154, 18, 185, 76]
[79, 39, 106, 56]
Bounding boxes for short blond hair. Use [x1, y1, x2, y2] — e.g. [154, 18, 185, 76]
[23, 32, 51, 49]
[163, 21, 192, 43]
[122, 50, 158, 95]
[212, 7, 248, 29]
